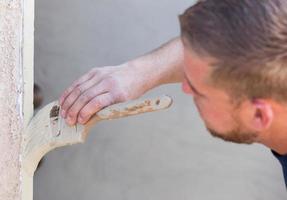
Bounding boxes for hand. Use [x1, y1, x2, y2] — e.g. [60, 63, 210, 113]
[59, 64, 148, 125]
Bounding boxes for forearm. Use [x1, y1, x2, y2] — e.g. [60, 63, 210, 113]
[124, 37, 184, 92]
[60, 37, 184, 125]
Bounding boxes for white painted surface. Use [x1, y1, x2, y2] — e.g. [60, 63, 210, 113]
[34, 0, 287, 199]
[21, 0, 35, 199]
[0, 0, 34, 200]
[0, 1, 23, 200]
[22, 0, 34, 128]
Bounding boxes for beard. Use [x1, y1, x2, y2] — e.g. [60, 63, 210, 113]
[193, 97, 258, 144]
[207, 127, 258, 144]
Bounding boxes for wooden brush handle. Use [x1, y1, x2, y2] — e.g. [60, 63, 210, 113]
[23, 95, 173, 177]
[86, 95, 173, 126]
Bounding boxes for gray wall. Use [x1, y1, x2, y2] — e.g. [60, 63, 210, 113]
[34, 1, 287, 199]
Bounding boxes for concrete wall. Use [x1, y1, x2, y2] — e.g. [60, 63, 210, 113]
[34, 1, 287, 199]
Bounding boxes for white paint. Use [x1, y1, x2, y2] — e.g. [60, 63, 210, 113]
[21, 0, 35, 199]
[0, 1, 24, 200]
[22, 0, 34, 128]
[0, 0, 34, 199]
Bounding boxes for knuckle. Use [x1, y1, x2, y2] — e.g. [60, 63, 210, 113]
[79, 97, 108, 119]
[79, 92, 92, 103]
[67, 110, 77, 118]
[61, 103, 68, 111]
[62, 92, 81, 110]
[89, 68, 103, 77]
[62, 88, 72, 98]
[74, 86, 83, 95]
[93, 99, 104, 109]
[62, 89, 70, 96]
[71, 80, 81, 88]
[113, 89, 128, 102]
[79, 110, 90, 119]
[105, 76, 117, 88]
[62, 99, 72, 110]
[68, 105, 80, 116]
[91, 98, 106, 112]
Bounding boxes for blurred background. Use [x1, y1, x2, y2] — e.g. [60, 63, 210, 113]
[33, 0, 287, 199]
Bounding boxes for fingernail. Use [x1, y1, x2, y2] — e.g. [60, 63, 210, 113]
[78, 117, 84, 124]
[61, 110, 66, 118]
[66, 116, 74, 126]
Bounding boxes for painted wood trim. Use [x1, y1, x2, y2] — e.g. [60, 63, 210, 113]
[23, 0, 34, 128]
[0, 1, 26, 200]
[21, 0, 34, 199]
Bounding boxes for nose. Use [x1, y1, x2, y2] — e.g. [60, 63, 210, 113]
[181, 78, 195, 96]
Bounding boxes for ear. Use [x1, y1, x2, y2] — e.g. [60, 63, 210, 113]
[248, 99, 274, 131]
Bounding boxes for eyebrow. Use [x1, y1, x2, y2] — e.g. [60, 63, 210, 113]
[184, 74, 205, 97]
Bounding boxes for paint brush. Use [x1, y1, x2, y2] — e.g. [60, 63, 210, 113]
[22, 95, 173, 176]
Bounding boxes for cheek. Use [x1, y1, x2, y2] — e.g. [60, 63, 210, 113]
[196, 100, 236, 132]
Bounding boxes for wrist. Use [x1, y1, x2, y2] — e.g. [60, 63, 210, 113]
[123, 60, 163, 92]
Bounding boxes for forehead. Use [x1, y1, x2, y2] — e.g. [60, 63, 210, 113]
[182, 40, 232, 101]
[182, 43, 213, 85]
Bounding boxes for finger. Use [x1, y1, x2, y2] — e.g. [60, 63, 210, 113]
[60, 74, 104, 118]
[59, 70, 96, 106]
[64, 82, 108, 125]
[77, 93, 115, 124]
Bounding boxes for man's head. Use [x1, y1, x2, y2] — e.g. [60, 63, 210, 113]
[179, 0, 287, 148]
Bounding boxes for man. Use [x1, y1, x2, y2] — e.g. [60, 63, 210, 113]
[59, 0, 287, 187]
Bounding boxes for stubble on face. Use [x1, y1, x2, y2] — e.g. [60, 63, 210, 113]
[193, 98, 258, 144]
[206, 117, 258, 145]
[194, 93, 259, 144]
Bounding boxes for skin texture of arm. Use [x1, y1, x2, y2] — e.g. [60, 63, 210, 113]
[128, 37, 184, 87]
[59, 37, 184, 125]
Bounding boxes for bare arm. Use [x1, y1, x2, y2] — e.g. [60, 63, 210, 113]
[127, 37, 184, 89]
[59, 37, 184, 125]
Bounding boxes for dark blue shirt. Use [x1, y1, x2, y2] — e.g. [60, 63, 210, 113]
[272, 151, 287, 187]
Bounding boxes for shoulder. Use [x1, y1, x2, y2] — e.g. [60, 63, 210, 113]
[272, 150, 287, 187]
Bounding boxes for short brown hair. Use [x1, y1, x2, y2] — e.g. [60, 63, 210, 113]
[180, 0, 287, 102]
